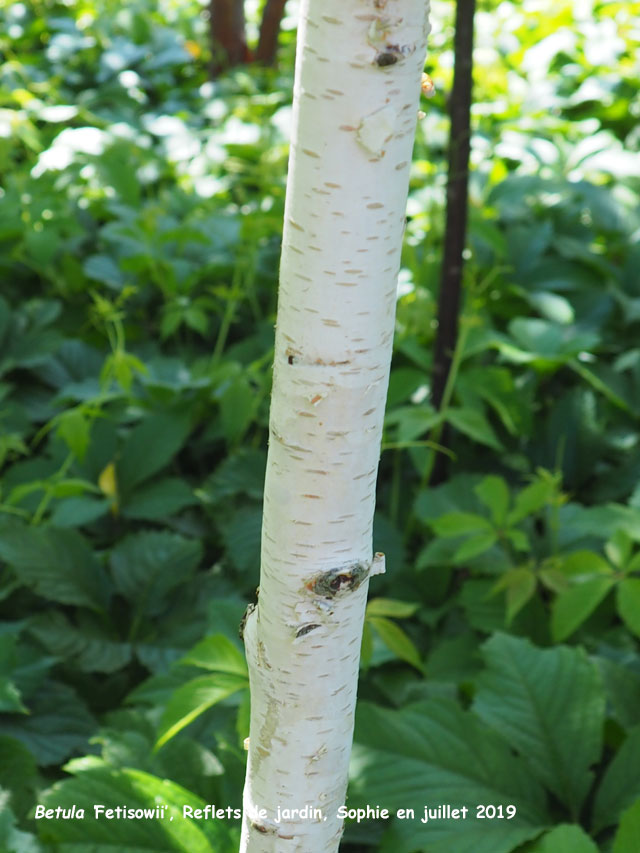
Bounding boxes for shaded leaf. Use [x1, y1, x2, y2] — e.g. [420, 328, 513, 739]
[474, 633, 604, 817]
[592, 726, 640, 833]
[351, 699, 548, 853]
[117, 411, 191, 494]
[551, 576, 616, 641]
[0, 522, 110, 612]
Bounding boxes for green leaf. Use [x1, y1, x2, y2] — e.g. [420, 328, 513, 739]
[613, 799, 640, 853]
[597, 657, 640, 729]
[456, 366, 527, 436]
[117, 411, 192, 494]
[179, 635, 247, 676]
[617, 579, 640, 637]
[0, 682, 95, 766]
[50, 496, 110, 527]
[445, 407, 504, 450]
[38, 759, 231, 851]
[493, 568, 537, 625]
[222, 506, 262, 573]
[219, 376, 257, 444]
[121, 476, 198, 520]
[110, 531, 202, 616]
[508, 479, 556, 525]
[200, 448, 266, 503]
[507, 528, 530, 552]
[453, 531, 498, 563]
[368, 617, 423, 672]
[0, 522, 111, 612]
[155, 673, 248, 749]
[0, 790, 41, 853]
[507, 318, 599, 363]
[558, 550, 613, 578]
[0, 677, 26, 714]
[360, 621, 373, 671]
[430, 512, 492, 538]
[83, 254, 126, 289]
[605, 530, 633, 570]
[592, 726, 640, 833]
[351, 699, 548, 853]
[28, 611, 132, 674]
[525, 824, 599, 853]
[475, 476, 510, 524]
[0, 736, 39, 821]
[366, 598, 419, 619]
[474, 633, 605, 817]
[55, 408, 91, 460]
[551, 576, 616, 641]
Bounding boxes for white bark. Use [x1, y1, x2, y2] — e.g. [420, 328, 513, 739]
[240, 2, 430, 851]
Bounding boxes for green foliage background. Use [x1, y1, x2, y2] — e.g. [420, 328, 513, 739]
[1, 0, 639, 850]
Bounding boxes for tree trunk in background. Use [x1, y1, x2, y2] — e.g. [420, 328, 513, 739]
[255, 0, 288, 65]
[429, 0, 475, 484]
[209, 0, 249, 76]
[240, 1, 430, 850]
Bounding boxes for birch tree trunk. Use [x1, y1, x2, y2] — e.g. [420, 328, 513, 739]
[241, 1, 431, 850]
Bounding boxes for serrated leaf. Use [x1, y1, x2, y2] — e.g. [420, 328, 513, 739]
[0, 681, 95, 766]
[474, 633, 605, 817]
[592, 726, 640, 833]
[0, 522, 110, 612]
[38, 759, 230, 851]
[430, 512, 492, 538]
[350, 699, 548, 853]
[551, 576, 616, 641]
[613, 798, 640, 853]
[179, 635, 247, 676]
[366, 598, 419, 619]
[156, 673, 248, 749]
[475, 476, 510, 524]
[368, 617, 423, 671]
[110, 531, 201, 616]
[200, 449, 266, 503]
[526, 824, 599, 852]
[28, 611, 132, 674]
[617, 579, 640, 637]
[117, 412, 191, 494]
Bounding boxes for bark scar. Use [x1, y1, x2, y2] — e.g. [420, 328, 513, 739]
[305, 563, 368, 598]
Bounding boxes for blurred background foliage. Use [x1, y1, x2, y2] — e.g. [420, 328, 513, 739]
[0, 0, 639, 851]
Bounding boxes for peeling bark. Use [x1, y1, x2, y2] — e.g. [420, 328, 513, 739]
[240, 2, 431, 851]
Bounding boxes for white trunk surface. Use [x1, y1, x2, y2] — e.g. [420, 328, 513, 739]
[241, 2, 430, 851]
